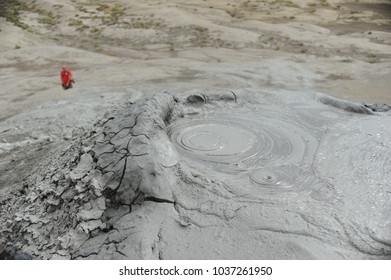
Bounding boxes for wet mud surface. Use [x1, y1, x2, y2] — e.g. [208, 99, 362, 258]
[0, 90, 390, 259]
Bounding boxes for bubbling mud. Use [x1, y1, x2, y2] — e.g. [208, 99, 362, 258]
[169, 110, 318, 167]
[168, 108, 319, 197]
[169, 120, 260, 163]
[165, 92, 390, 257]
[249, 166, 312, 193]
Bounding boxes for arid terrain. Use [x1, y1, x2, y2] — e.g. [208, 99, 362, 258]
[0, 0, 390, 259]
[1, 0, 391, 121]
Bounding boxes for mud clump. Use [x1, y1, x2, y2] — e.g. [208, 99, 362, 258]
[364, 103, 391, 113]
[0, 90, 390, 259]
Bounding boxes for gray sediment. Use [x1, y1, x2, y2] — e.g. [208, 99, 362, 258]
[0, 90, 390, 260]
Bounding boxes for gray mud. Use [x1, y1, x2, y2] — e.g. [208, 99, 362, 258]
[0, 90, 390, 259]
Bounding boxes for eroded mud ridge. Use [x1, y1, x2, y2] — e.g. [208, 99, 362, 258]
[0, 91, 390, 259]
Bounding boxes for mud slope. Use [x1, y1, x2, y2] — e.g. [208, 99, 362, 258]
[1, 91, 390, 260]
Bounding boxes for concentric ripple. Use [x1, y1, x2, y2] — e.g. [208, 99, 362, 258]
[249, 169, 283, 186]
[168, 109, 319, 197]
[249, 166, 313, 193]
[170, 121, 260, 164]
[168, 110, 318, 168]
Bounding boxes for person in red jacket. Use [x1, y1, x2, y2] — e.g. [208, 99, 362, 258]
[60, 66, 74, 89]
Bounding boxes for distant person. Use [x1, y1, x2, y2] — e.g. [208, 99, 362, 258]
[60, 66, 75, 90]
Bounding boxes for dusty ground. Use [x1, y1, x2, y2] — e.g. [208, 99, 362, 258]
[1, 0, 390, 121]
[0, 0, 390, 259]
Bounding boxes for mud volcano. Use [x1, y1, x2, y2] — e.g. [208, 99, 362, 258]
[168, 100, 319, 197]
[1, 90, 390, 259]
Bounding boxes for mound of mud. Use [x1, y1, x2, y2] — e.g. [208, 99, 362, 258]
[0, 90, 390, 259]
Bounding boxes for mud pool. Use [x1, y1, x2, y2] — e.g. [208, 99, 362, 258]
[0, 90, 390, 259]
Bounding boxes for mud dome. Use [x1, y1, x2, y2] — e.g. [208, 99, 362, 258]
[0, 90, 390, 259]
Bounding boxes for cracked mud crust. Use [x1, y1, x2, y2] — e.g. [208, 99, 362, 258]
[0, 91, 390, 260]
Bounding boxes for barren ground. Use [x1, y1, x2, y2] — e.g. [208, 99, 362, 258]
[0, 0, 390, 259]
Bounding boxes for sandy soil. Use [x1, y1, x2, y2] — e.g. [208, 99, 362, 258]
[0, 0, 390, 259]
